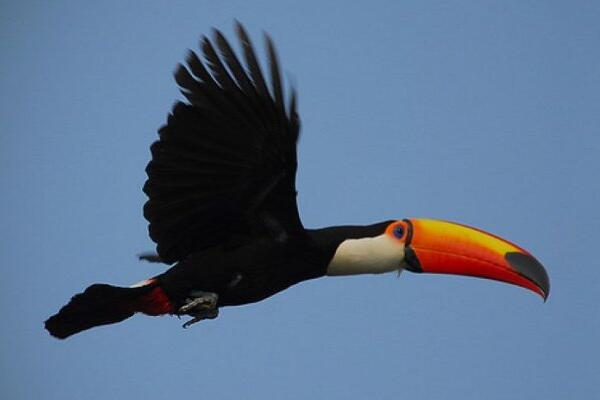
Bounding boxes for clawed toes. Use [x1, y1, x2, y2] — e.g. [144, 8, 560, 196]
[181, 308, 219, 329]
[177, 291, 219, 329]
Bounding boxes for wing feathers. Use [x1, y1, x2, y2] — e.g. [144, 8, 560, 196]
[143, 23, 302, 263]
[235, 22, 271, 100]
[265, 33, 285, 115]
[201, 36, 238, 92]
[214, 29, 255, 96]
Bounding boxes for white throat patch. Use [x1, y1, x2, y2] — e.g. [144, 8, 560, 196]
[326, 234, 405, 276]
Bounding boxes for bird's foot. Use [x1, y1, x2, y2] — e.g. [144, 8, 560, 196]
[177, 291, 219, 329]
[178, 291, 218, 314]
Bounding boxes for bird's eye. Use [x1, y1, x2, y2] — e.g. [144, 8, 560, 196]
[393, 225, 405, 239]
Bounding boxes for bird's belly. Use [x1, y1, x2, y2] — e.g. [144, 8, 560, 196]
[159, 242, 327, 309]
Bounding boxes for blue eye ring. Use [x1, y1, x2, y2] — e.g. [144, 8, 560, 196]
[393, 225, 405, 239]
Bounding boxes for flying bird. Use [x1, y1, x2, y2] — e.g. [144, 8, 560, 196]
[45, 23, 550, 339]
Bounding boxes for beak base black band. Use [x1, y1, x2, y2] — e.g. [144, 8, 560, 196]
[404, 245, 422, 273]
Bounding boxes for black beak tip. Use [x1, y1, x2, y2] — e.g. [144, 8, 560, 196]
[505, 252, 550, 301]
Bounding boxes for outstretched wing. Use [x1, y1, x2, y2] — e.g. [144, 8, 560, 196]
[143, 23, 302, 264]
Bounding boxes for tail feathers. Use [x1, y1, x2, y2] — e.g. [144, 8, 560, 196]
[45, 281, 174, 339]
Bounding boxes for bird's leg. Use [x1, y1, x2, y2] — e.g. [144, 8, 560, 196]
[177, 290, 219, 329]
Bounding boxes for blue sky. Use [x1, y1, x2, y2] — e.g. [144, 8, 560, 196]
[1, 1, 599, 399]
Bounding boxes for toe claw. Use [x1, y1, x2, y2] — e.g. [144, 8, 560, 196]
[182, 317, 201, 329]
[181, 308, 219, 329]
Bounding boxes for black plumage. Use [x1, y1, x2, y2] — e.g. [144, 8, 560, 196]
[144, 23, 302, 266]
[44, 284, 155, 339]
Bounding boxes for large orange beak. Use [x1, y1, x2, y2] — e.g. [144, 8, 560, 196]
[403, 219, 550, 300]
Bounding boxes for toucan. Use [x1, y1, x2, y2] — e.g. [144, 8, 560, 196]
[45, 23, 549, 339]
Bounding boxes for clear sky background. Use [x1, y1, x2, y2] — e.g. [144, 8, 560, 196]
[1, 1, 599, 399]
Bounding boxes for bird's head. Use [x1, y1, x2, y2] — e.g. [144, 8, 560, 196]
[325, 218, 549, 300]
